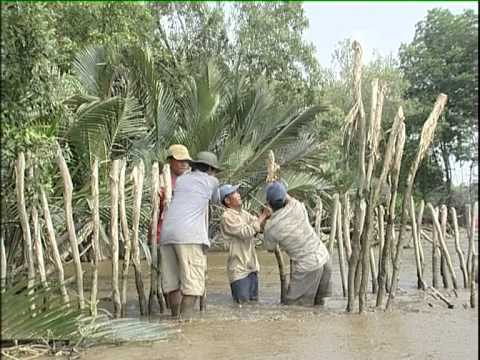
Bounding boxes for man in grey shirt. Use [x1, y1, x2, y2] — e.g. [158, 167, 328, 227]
[160, 151, 220, 318]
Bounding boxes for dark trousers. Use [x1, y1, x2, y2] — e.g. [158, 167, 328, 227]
[230, 272, 258, 303]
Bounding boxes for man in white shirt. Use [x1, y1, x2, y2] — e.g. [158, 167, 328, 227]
[160, 151, 220, 318]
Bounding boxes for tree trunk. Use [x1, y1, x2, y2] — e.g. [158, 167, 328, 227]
[57, 147, 85, 309]
[416, 200, 426, 277]
[440, 205, 450, 288]
[110, 159, 121, 318]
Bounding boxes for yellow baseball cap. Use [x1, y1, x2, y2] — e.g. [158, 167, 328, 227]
[167, 144, 192, 161]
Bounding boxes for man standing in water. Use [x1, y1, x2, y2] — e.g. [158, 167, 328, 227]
[263, 181, 332, 306]
[155, 144, 192, 308]
[160, 151, 221, 319]
[219, 184, 271, 304]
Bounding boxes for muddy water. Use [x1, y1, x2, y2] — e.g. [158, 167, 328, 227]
[73, 230, 477, 359]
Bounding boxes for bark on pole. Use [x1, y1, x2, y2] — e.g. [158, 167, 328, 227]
[468, 202, 478, 308]
[119, 160, 132, 317]
[41, 188, 69, 304]
[427, 203, 458, 290]
[90, 158, 100, 316]
[343, 193, 352, 259]
[386, 94, 447, 310]
[158, 164, 170, 313]
[148, 162, 161, 315]
[110, 159, 121, 318]
[410, 196, 426, 290]
[377, 206, 385, 280]
[416, 200, 426, 274]
[56, 147, 85, 309]
[15, 153, 36, 294]
[335, 195, 347, 297]
[266, 150, 287, 304]
[1, 232, 6, 290]
[31, 204, 48, 289]
[439, 205, 450, 288]
[346, 40, 366, 313]
[328, 194, 340, 254]
[466, 203, 477, 285]
[358, 97, 401, 313]
[450, 207, 468, 288]
[353, 200, 367, 299]
[432, 208, 440, 288]
[314, 196, 323, 239]
[131, 162, 147, 315]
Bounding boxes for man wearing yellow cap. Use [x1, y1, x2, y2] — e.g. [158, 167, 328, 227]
[155, 144, 192, 310]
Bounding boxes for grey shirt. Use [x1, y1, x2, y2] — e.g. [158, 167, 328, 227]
[160, 171, 219, 247]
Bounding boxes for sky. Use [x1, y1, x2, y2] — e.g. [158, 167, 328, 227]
[302, 2, 478, 185]
[303, 2, 478, 67]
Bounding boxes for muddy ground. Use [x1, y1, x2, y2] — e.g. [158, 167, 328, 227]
[56, 229, 477, 359]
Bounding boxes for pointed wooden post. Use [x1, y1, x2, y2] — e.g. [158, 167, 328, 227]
[386, 94, 447, 310]
[450, 207, 468, 288]
[90, 157, 100, 316]
[410, 196, 425, 290]
[148, 162, 161, 314]
[131, 162, 147, 315]
[16, 153, 36, 296]
[335, 195, 347, 297]
[120, 159, 132, 317]
[110, 159, 121, 318]
[56, 146, 84, 309]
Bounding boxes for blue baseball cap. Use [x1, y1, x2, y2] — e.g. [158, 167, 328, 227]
[219, 184, 240, 203]
[266, 181, 287, 207]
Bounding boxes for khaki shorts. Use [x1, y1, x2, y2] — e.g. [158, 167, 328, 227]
[160, 244, 207, 296]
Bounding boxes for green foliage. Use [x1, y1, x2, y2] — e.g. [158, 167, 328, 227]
[399, 8, 478, 195]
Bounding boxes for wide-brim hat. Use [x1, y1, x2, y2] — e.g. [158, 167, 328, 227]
[192, 151, 222, 170]
[167, 144, 192, 161]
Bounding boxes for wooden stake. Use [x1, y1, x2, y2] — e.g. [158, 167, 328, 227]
[57, 146, 84, 310]
[427, 203, 458, 290]
[1, 231, 6, 290]
[41, 188, 69, 305]
[358, 100, 402, 313]
[450, 207, 468, 288]
[346, 41, 366, 313]
[328, 194, 340, 254]
[342, 193, 352, 259]
[119, 160, 132, 317]
[432, 208, 440, 288]
[90, 158, 100, 316]
[335, 195, 347, 297]
[15, 153, 36, 296]
[416, 200, 426, 275]
[266, 150, 288, 304]
[386, 94, 447, 310]
[439, 205, 450, 288]
[314, 196, 323, 238]
[148, 162, 161, 315]
[110, 159, 121, 318]
[377, 206, 385, 281]
[131, 162, 147, 315]
[410, 196, 426, 289]
[427, 286, 454, 309]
